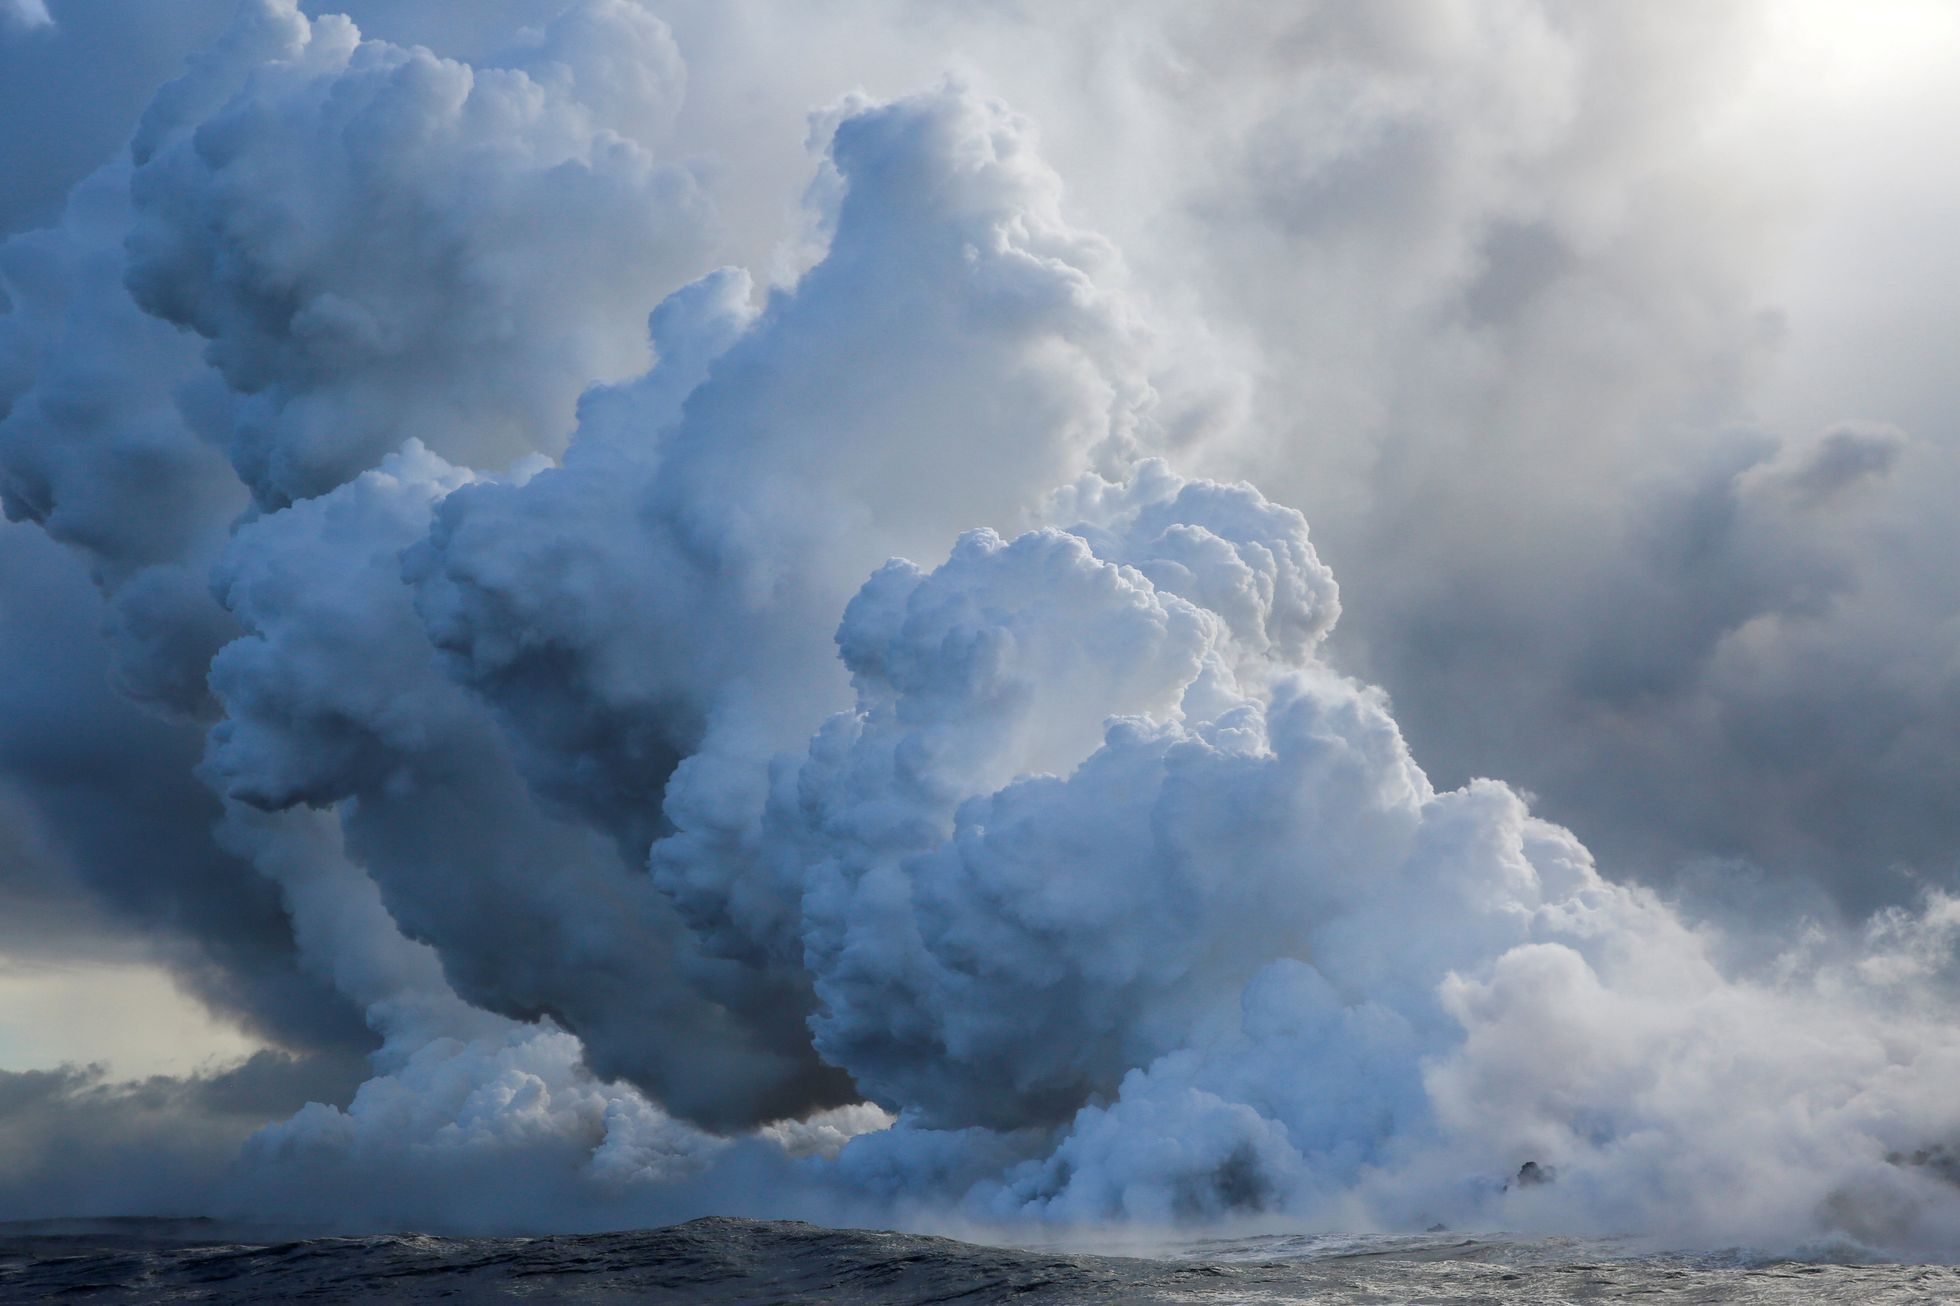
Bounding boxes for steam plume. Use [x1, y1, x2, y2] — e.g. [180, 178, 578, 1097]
[3, 0, 1960, 1256]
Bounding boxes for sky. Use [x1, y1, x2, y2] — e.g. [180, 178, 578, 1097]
[2, 0, 1960, 1253]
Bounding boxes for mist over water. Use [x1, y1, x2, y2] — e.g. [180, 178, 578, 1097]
[4, 0, 1960, 1269]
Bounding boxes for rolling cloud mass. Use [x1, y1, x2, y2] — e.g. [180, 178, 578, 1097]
[3, 0, 1960, 1254]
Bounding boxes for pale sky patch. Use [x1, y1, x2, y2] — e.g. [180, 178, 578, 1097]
[0, 958, 266, 1078]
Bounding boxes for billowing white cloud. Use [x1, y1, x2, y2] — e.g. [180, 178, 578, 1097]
[411, 87, 1169, 934]
[1, 0, 1959, 1258]
[125, 0, 711, 507]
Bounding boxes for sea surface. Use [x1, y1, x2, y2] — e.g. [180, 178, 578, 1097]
[3, 1215, 1956, 1303]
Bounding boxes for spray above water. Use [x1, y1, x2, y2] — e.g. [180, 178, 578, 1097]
[5, 0, 1960, 1256]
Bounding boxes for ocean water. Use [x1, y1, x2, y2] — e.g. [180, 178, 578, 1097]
[3, 1216, 1956, 1303]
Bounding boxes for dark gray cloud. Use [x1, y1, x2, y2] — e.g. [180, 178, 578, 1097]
[1327, 419, 1960, 920]
[0, 522, 369, 1055]
[0, 0, 232, 239]
[0, 1051, 365, 1221]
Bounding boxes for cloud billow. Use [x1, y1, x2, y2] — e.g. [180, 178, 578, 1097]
[1, 0, 1959, 1255]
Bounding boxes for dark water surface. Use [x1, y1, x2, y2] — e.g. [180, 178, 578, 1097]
[4, 1215, 1956, 1303]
